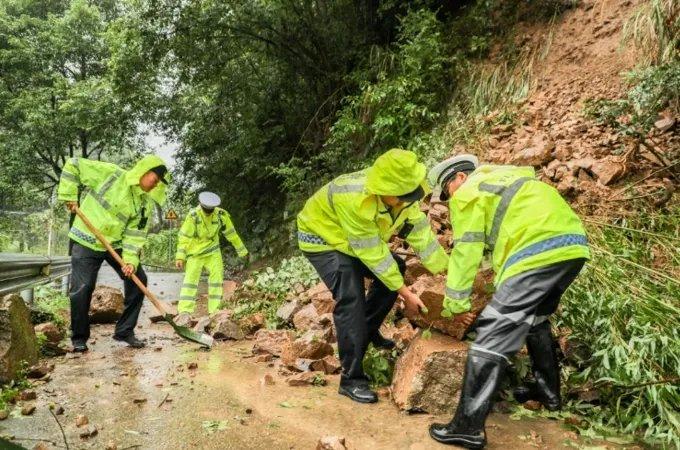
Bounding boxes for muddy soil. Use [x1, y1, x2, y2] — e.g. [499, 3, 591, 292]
[3, 278, 616, 450]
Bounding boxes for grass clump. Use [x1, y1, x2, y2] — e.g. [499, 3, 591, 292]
[556, 206, 680, 447]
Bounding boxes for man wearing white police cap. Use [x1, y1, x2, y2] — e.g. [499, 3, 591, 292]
[175, 191, 248, 315]
[427, 154, 589, 448]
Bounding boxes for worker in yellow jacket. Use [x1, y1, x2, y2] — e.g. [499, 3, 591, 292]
[175, 192, 248, 315]
[426, 155, 590, 449]
[298, 149, 448, 404]
[58, 154, 169, 352]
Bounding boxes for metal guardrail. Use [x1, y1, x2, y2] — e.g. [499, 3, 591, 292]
[0, 253, 71, 296]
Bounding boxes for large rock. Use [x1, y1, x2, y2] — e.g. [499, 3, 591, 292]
[310, 355, 342, 375]
[252, 329, 295, 357]
[391, 333, 468, 414]
[276, 299, 304, 323]
[239, 312, 265, 334]
[89, 285, 124, 323]
[209, 311, 244, 340]
[281, 330, 334, 369]
[34, 322, 63, 343]
[404, 258, 429, 285]
[511, 134, 555, 167]
[591, 157, 627, 185]
[406, 271, 492, 339]
[292, 303, 319, 331]
[311, 294, 334, 315]
[0, 294, 39, 383]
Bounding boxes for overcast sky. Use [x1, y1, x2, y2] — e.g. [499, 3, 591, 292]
[142, 125, 178, 168]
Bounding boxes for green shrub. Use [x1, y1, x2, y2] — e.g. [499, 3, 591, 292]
[31, 286, 70, 330]
[363, 345, 398, 387]
[247, 256, 319, 297]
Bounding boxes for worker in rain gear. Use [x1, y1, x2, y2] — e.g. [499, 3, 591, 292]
[58, 154, 170, 352]
[426, 155, 590, 449]
[175, 192, 248, 315]
[297, 148, 448, 404]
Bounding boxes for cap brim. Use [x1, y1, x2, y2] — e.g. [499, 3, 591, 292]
[398, 185, 425, 203]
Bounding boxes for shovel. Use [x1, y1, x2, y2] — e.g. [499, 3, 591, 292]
[73, 206, 214, 348]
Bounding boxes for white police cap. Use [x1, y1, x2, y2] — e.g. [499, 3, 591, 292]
[198, 191, 221, 209]
[427, 154, 479, 190]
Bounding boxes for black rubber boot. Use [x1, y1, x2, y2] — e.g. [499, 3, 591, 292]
[370, 333, 395, 350]
[513, 321, 561, 411]
[429, 349, 507, 449]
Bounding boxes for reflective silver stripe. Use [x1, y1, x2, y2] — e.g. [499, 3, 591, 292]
[348, 235, 381, 249]
[454, 231, 485, 245]
[177, 248, 186, 254]
[480, 305, 532, 325]
[411, 217, 430, 233]
[478, 182, 505, 195]
[208, 283, 222, 288]
[372, 254, 396, 275]
[125, 229, 146, 237]
[446, 287, 472, 299]
[122, 244, 140, 253]
[61, 171, 78, 182]
[470, 344, 510, 362]
[486, 177, 533, 248]
[327, 182, 364, 212]
[534, 315, 550, 325]
[418, 239, 440, 261]
[70, 226, 98, 245]
[179, 295, 196, 301]
[88, 171, 129, 224]
[208, 295, 222, 300]
[197, 244, 220, 255]
[182, 283, 198, 289]
[178, 231, 192, 238]
[224, 228, 237, 236]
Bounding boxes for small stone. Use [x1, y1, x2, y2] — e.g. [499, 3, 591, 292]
[255, 354, 273, 363]
[261, 374, 275, 386]
[19, 390, 36, 401]
[523, 400, 542, 411]
[187, 362, 198, 370]
[79, 424, 98, 439]
[317, 436, 347, 450]
[133, 397, 147, 404]
[654, 117, 675, 132]
[54, 405, 65, 415]
[76, 414, 89, 427]
[21, 404, 36, 415]
[105, 441, 118, 450]
[26, 362, 55, 379]
[286, 371, 326, 387]
[32, 443, 50, 450]
[0, 410, 8, 420]
[245, 408, 253, 414]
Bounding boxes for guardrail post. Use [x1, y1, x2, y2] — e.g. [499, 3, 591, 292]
[61, 275, 70, 296]
[20, 288, 34, 304]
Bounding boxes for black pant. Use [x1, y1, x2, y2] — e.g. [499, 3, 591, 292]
[70, 242, 147, 344]
[304, 250, 406, 387]
[472, 258, 586, 359]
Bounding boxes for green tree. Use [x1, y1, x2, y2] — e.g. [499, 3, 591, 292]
[0, 0, 149, 209]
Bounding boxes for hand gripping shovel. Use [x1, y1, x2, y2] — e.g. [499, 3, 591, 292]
[74, 207, 214, 348]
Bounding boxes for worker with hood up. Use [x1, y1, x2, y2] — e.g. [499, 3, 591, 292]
[58, 154, 170, 352]
[297, 148, 448, 403]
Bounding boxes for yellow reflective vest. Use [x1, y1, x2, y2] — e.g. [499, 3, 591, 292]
[175, 206, 248, 260]
[297, 169, 448, 291]
[443, 165, 590, 314]
[57, 155, 168, 269]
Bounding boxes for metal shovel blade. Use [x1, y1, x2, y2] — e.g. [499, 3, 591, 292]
[165, 314, 214, 348]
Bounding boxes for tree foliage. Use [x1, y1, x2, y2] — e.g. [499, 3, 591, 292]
[0, 0, 149, 208]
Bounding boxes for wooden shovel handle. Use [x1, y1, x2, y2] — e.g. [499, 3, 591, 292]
[74, 206, 168, 316]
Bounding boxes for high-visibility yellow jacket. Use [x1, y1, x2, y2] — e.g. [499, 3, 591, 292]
[443, 165, 590, 315]
[297, 168, 448, 292]
[175, 206, 248, 260]
[57, 155, 168, 269]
